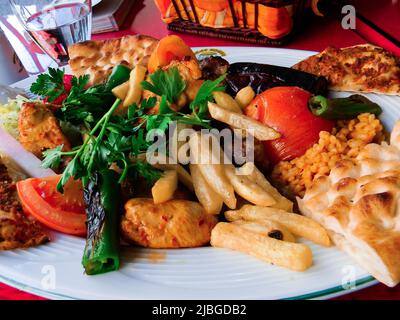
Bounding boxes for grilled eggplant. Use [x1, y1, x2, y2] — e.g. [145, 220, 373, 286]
[226, 63, 329, 96]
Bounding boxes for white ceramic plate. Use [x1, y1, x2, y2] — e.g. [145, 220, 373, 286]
[2, 46, 399, 300]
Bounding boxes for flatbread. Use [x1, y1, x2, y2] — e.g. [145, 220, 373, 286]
[298, 120, 400, 287]
[293, 44, 400, 95]
[68, 35, 159, 85]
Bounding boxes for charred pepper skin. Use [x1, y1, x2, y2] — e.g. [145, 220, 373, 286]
[82, 169, 121, 275]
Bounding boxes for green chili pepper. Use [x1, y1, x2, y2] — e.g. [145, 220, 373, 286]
[309, 94, 382, 120]
[105, 64, 131, 91]
[82, 169, 121, 275]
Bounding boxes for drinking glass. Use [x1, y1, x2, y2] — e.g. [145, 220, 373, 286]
[9, 0, 92, 66]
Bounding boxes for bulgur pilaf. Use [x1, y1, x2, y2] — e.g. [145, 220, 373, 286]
[272, 113, 385, 197]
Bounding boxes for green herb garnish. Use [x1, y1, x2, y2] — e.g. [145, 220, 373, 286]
[37, 65, 226, 192]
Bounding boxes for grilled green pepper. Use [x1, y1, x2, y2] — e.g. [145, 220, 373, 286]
[309, 94, 383, 120]
[105, 64, 131, 91]
[82, 169, 121, 275]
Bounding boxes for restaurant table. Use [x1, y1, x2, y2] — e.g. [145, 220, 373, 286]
[1, 0, 399, 300]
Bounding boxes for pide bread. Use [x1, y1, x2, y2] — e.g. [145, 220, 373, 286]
[298, 121, 400, 286]
[293, 44, 400, 96]
[68, 35, 158, 85]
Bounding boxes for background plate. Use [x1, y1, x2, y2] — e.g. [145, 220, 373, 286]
[3, 46, 398, 300]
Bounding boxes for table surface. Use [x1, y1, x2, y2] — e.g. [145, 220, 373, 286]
[1, 0, 400, 300]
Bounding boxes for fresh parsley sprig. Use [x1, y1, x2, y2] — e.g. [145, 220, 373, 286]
[43, 98, 160, 192]
[30, 68, 115, 127]
[30, 68, 66, 102]
[190, 74, 226, 120]
[141, 67, 186, 103]
[40, 65, 226, 192]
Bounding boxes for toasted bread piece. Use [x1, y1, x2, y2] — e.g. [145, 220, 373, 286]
[68, 35, 158, 85]
[293, 44, 400, 95]
[298, 121, 400, 286]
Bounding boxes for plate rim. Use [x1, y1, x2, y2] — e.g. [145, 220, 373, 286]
[3, 46, 385, 300]
[0, 273, 377, 300]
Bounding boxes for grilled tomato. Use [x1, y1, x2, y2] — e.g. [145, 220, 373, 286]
[245, 86, 335, 165]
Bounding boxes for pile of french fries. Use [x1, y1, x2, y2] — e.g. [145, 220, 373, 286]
[211, 205, 330, 271]
[131, 83, 331, 272]
[147, 87, 292, 214]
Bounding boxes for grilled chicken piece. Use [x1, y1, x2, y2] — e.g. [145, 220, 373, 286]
[18, 102, 71, 158]
[0, 162, 49, 250]
[121, 198, 218, 248]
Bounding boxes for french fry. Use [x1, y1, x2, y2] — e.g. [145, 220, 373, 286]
[143, 153, 194, 191]
[151, 170, 178, 204]
[224, 164, 276, 207]
[208, 102, 280, 141]
[235, 86, 255, 109]
[189, 132, 236, 209]
[213, 91, 242, 113]
[190, 164, 223, 215]
[237, 162, 293, 211]
[112, 81, 129, 100]
[170, 122, 191, 163]
[211, 222, 312, 271]
[123, 65, 147, 108]
[232, 220, 296, 242]
[225, 205, 331, 247]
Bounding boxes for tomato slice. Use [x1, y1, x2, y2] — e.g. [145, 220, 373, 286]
[17, 175, 86, 236]
[245, 86, 335, 165]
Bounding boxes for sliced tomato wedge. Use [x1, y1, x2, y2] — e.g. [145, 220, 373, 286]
[17, 175, 86, 236]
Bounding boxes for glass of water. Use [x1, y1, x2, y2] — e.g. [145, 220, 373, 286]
[9, 0, 92, 66]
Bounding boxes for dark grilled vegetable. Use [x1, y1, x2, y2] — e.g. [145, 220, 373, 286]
[309, 94, 383, 120]
[226, 62, 328, 96]
[199, 56, 229, 80]
[82, 169, 121, 275]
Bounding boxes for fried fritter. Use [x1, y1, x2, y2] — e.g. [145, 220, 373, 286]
[18, 102, 71, 158]
[121, 198, 217, 248]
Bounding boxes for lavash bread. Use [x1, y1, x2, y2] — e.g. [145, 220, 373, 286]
[68, 35, 158, 85]
[293, 44, 400, 96]
[298, 120, 400, 287]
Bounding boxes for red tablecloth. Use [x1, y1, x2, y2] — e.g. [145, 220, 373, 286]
[1, 0, 399, 300]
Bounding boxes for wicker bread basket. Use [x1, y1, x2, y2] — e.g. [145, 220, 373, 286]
[154, 0, 308, 45]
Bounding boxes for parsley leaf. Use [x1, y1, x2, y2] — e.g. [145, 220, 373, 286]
[30, 68, 65, 102]
[190, 74, 225, 120]
[141, 67, 186, 103]
[41, 145, 64, 169]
